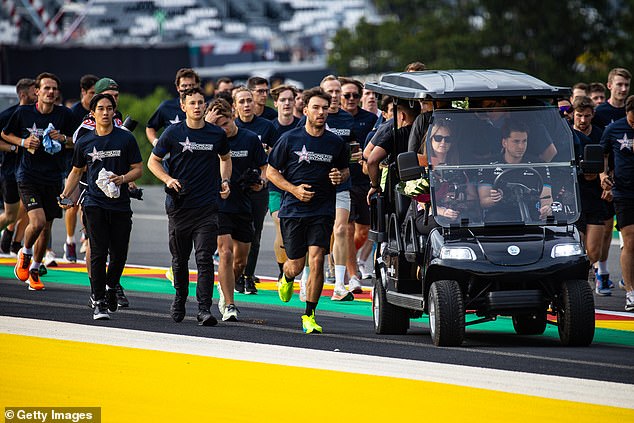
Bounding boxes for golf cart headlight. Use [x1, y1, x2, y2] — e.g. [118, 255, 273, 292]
[440, 246, 476, 261]
[551, 243, 583, 258]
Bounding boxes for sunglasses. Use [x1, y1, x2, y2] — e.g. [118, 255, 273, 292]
[343, 93, 361, 99]
[559, 105, 572, 113]
[432, 135, 453, 143]
[254, 88, 269, 94]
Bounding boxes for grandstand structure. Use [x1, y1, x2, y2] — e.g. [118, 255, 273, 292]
[1, 0, 381, 61]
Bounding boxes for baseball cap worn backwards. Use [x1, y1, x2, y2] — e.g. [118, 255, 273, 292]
[94, 78, 119, 94]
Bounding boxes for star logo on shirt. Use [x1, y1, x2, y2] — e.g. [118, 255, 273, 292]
[169, 115, 181, 125]
[294, 145, 310, 163]
[26, 123, 39, 137]
[616, 133, 634, 151]
[88, 146, 102, 161]
[179, 137, 195, 153]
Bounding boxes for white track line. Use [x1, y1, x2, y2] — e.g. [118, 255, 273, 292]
[1, 316, 632, 409]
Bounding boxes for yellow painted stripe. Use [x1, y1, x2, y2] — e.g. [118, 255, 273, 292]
[596, 320, 634, 331]
[0, 333, 631, 423]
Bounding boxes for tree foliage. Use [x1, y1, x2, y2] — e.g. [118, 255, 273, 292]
[328, 0, 633, 87]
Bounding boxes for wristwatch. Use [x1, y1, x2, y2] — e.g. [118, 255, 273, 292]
[10, 145, 17, 153]
[221, 179, 231, 186]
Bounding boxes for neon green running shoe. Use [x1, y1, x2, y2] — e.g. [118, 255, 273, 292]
[302, 313, 322, 334]
[277, 274, 295, 302]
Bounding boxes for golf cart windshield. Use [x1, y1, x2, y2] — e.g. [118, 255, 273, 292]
[426, 106, 580, 227]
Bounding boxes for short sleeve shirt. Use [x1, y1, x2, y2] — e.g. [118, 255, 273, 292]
[593, 102, 625, 130]
[0, 104, 19, 180]
[235, 115, 277, 149]
[147, 98, 186, 131]
[219, 128, 267, 214]
[3, 104, 75, 185]
[153, 121, 230, 211]
[601, 117, 634, 199]
[73, 127, 142, 212]
[268, 127, 349, 218]
[269, 116, 301, 193]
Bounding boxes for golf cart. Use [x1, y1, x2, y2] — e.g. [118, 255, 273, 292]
[366, 70, 598, 347]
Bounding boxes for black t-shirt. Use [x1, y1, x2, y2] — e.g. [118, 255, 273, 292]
[601, 117, 634, 199]
[593, 102, 625, 130]
[349, 108, 377, 187]
[298, 108, 356, 191]
[69, 101, 89, 131]
[73, 127, 142, 212]
[3, 104, 75, 185]
[0, 104, 19, 180]
[235, 115, 277, 149]
[270, 116, 301, 193]
[153, 121, 230, 211]
[374, 125, 413, 164]
[268, 127, 349, 218]
[259, 105, 278, 121]
[219, 128, 268, 214]
[147, 97, 186, 131]
[478, 155, 551, 221]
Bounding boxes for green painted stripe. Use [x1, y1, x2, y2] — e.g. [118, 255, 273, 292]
[3, 265, 633, 346]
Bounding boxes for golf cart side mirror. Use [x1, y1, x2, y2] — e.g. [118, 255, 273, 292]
[397, 151, 424, 181]
[579, 144, 604, 174]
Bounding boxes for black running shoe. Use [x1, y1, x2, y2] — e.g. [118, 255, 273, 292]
[89, 294, 97, 309]
[115, 284, 129, 308]
[235, 275, 246, 294]
[93, 300, 110, 320]
[244, 276, 258, 294]
[0, 229, 13, 254]
[197, 310, 218, 326]
[171, 298, 186, 322]
[106, 288, 118, 312]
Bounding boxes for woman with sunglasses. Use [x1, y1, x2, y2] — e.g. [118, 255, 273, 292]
[415, 121, 477, 232]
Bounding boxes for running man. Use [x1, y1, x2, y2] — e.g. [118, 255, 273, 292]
[267, 87, 350, 333]
[148, 87, 231, 326]
[59, 93, 143, 320]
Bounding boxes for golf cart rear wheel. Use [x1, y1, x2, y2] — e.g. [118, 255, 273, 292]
[372, 275, 409, 335]
[557, 279, 595, 346]
[428, 280, 465, 347]
[512, 312, 547, 335]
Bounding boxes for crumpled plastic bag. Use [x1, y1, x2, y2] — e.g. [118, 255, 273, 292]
[42, 123, 62, 155]
[95, 168, 120, 199]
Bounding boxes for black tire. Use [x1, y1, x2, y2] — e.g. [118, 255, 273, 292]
[372, 273, 409, 335]
[557, 279, 595, 346]
[512, 312, 547, 335]
[428, 280, 465, 346]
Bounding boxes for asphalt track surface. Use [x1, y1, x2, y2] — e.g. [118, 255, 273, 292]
[1, 187, 633, 422]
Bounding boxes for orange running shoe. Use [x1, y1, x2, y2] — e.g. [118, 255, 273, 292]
[27, 269, 45, 291]
[14, 249, 32, 282]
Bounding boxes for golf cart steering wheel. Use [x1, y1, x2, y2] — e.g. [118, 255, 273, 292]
[493, 167, 543, 197]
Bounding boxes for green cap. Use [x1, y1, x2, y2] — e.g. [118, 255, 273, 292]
[94, 78, 119, 94]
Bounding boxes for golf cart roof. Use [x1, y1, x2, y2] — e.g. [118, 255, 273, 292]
[364, 69, 570, 100]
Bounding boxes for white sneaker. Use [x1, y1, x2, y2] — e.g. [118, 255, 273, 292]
[358, 262, 373, 279]
[299, 278, 307, 302]
[217, 283, 226, 315]
[222, 304, 238, 321]
[348, 275, 363, 294]
[331, 288, 354, 301]
[626, 292, 634, 312]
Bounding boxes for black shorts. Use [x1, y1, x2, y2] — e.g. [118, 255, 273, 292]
[349, 184, 371, 225]
[280, 215, 334, 260]
[218, 212, 255, 243]
[575, 210, 612, 233]
[614, 198, 634, 230]
[18, 182, 63, 221]
[1, 177, 20, 204]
